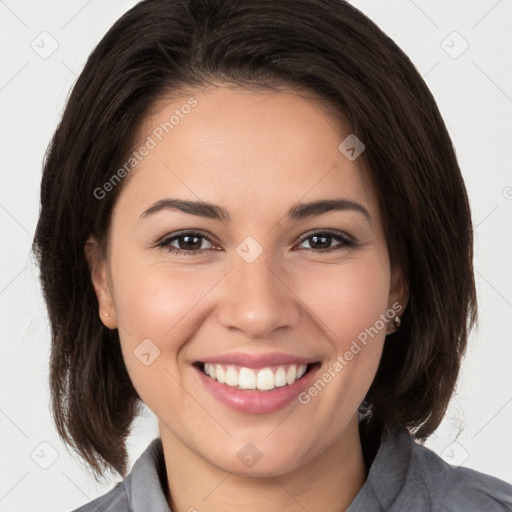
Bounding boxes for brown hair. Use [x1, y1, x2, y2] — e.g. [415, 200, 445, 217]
[32, 0, 477, 481]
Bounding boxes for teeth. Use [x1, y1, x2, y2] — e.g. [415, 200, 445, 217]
[202, 363, 309, 391]
[274, 367, 287, 387]
[225, 367, 238, 387]
[286, 365, 297, 385]
[239, 367, 256, 389]
[215, 365, 226, 383]
[256, 368, 274, 391]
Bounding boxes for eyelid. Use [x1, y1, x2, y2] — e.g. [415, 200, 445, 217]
[296, 228, 355, 245]
[154, 228, 357, 256]
[294, 229, 357, 252]
[154, 230, 219, 251]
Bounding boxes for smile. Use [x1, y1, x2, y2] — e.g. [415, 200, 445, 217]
[200, 362, 310, 391]
[193, 352, 321, 413]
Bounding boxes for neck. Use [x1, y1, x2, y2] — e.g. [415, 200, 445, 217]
[160, 415, 368, 512]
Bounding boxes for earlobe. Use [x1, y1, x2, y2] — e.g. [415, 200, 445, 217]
[84, 236, 118, 330]
[387, 264, 409, 334]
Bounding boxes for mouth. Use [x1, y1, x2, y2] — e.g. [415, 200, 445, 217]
[192, 352, 322, 414]
[193, 361, 320, 392]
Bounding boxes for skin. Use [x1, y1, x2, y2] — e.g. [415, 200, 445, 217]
[85, 84, 408, 511]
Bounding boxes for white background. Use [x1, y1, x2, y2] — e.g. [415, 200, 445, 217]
[0, 1, 511, 511]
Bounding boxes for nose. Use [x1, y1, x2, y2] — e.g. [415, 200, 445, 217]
[216, 249, 302, 339]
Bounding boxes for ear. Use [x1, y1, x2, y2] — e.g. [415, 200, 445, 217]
[84, 236, 118, 330]
[386, 262, 409, 335]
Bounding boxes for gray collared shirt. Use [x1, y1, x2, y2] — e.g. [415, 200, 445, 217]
[70, 427, 512, 511]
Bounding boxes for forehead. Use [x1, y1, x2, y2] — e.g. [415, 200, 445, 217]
[115, 85, 380, 226]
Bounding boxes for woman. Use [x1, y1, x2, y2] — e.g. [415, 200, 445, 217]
[32, 0, 512, 510]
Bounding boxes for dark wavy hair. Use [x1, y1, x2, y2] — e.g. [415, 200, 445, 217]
[32, 0, 477, 481]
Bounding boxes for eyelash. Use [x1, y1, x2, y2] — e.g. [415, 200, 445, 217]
[155, 229, 357, 256]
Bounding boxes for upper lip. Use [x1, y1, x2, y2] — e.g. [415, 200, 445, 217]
[197, 352, 318, 369]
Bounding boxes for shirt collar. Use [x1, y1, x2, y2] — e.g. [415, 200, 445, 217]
[347, 425, 414, 511]
[124, 437, 171, 512]
[123, 424, 413, 512]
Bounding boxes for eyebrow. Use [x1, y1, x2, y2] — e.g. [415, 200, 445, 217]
[139, 197, 371, 224]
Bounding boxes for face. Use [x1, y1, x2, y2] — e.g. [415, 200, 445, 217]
[86, 85, 406, 476]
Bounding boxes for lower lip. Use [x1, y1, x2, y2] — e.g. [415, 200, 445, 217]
[195, 364, 320, 414]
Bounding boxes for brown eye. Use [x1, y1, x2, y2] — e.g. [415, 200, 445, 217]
[157, 231, 217, 255]
[297, 230, 356, 252]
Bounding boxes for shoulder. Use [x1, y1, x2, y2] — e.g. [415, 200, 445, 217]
[67, 437, 169, 512]
[405, 435, 512, 511]
[357, 424, 512, 511]
[68, 481, 129, 512]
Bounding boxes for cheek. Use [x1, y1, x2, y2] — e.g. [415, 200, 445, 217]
[111, 253, 217, 342]
[295, 256, 391, 346]
[294, 256, 390, 399]
[111, 246, 390, 363]
[110, 259, 219, 413]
